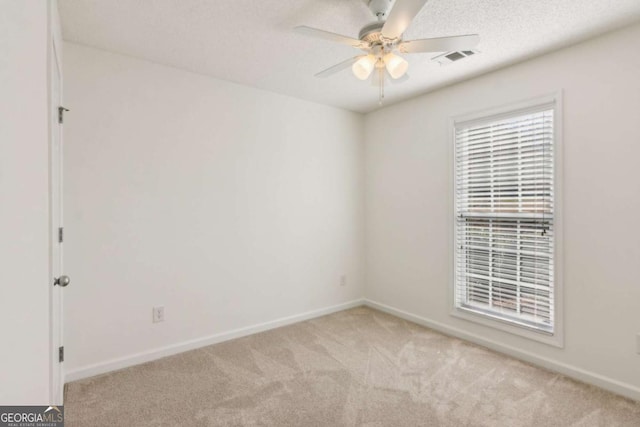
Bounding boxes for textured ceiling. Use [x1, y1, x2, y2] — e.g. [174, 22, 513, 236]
[58, 0, 640, 113]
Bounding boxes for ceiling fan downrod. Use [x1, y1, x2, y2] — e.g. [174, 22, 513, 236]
[367, 0, 393, 21]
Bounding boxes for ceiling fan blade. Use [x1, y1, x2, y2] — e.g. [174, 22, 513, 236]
[315, 56, 363, 78]
[399, 34, 480, 53]
[294, 26, 369, 49]
[381, 0, 429, 40]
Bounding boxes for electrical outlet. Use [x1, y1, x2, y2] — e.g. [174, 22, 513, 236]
[153, 306, 165, 323]
[340, 275, 347, 287]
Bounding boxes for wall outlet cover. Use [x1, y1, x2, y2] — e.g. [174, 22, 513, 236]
[153, 306, 165, 323]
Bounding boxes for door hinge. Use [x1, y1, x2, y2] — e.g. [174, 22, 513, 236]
[58, 346, 64, 363]
[58, 227, 64, 243]
[58, 106, 69, 124]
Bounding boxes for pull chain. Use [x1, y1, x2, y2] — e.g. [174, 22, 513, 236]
[378, 68, 385, 105]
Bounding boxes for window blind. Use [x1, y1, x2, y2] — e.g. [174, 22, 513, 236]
[455, 106, 555, 333]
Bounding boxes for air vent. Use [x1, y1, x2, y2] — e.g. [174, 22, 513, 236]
[433, 49, 479, 65]
[445, 52, 465, 61]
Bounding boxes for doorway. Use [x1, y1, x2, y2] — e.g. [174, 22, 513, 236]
[49, 34, 65, 405]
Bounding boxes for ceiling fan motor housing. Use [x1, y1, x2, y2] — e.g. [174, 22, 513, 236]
[359, 22, 385, 43]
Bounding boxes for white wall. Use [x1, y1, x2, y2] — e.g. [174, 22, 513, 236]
[63, 43, 364, 378]
[365, 23, 640, 399]
[0, 1, 51, 405]
[63, 20, 640, 400]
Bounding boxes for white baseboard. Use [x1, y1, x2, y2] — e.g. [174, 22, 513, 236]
[364, 299, 640, 402]
[65, 299, 364, 383]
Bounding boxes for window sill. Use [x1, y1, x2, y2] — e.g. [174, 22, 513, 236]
[451, 306, 564, 348]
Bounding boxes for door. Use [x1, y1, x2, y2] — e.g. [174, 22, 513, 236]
[50, 36, 66, 405]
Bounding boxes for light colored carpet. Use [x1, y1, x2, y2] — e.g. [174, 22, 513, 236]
[65, 307, 640, 426]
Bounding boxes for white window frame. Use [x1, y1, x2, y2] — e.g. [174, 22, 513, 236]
[450, 93, 564, 348]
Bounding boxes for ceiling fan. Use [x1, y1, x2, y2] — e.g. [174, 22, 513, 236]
[295, 0, 479, 103]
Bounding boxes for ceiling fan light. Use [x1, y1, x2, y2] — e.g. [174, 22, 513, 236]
[383, 53, 409, 79]
[352, 55, 376, 80]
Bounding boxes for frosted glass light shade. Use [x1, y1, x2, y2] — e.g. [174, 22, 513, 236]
[352, 55, 376, 80]
[383, 53, 409, 79]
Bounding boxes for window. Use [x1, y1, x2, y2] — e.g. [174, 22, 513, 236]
[453, 97, 560, 342]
